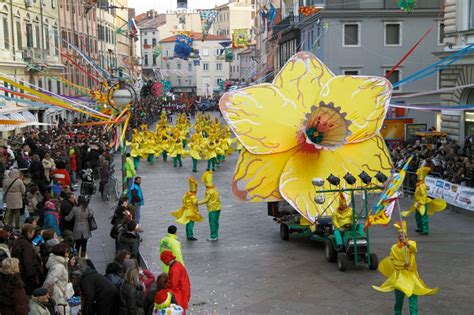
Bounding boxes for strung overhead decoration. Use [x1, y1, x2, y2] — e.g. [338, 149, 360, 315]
[153, 45, 162, 58]
[232, 29, 249, 48]
[269, 3, 276, 26]
[129, 18, 138, 36]
[174, 32, 193, 60]
[224, 48, 234, 62]
[260, 9, 267, 33]
[298, 6, 322, 16]
[398, 0, 416, 12]
[199, 10, 218, 41]
[219, 41, 232, 48]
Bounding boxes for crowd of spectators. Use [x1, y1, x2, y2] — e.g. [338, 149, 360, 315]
[390, 136, 474, 189]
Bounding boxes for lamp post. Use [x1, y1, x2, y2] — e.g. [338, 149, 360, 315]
[109, 77, 136, 193]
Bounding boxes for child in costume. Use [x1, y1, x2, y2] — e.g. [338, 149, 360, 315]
[204, 137, 218, 171]
[171, 177, 203, 241]
[332, 192, 364, 250]
[402, 165, 446, 235]
[188, 133, 204, 173]
[169, 131, 186, 168]
[153, 290, 183, 315]
[372, 221, 438, 315]
[198, 171, 221, 241]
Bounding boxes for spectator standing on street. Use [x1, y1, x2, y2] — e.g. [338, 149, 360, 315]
[11, 224, 42, 295]
[65, 195, 93, 258]
[59, 193, 76, 234]
[160, 250, 191, 311]
[41, 152, 56, 182]
[159, 225, 184, 273]
[3, 169, 26, 229]
[50, 160, 71, 187]
[128, 177, 144, 223]
[117, 220, 141, 260]
[80, 267, 119, 315]
[43, 243, 70, 315]
[28, 287, 53, 315]
[118, 267, 145, 315]
[125, 153, 137, 189]
[0, 257, 29, 315]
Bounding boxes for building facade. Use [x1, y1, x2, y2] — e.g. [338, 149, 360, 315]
[159, 33, 230, 96]
[0, 0, 64, 136]
[437, 0, 474, 144]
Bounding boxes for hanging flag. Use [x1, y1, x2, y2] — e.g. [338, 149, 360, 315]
[193, 59, 200, 66]
[398, 0, 416, 13]
[298, 6, 322, 16]
[153, 45, 162, 58]
[269, 3, 276, 26]
[224, 48, 234, 62]
[174, 32, 193, 60]
[260, 9, 267, 33]
[199, 10, 218, 41]
[129, 18, 138, 36]
[232, 29, 249, 48]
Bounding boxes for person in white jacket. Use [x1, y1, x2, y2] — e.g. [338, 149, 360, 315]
[43, 243, 71, 315]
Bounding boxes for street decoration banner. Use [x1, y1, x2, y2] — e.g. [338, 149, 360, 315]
[299, 6, 321, 16]
[232, 29, 249, 48]
[153, 45, 162, 58]
[425, 176, 474, 211]
[199, 10, 218, 41]
[224, 48, 234, 62]
[174, 32, 193, 60]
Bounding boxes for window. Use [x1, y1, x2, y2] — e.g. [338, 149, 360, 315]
[177, 63, 181, 70]
[438, 22, 445, 45]
[177, 78, 181, 86]
[52, 0, 56, 8]
[48, 79, 52, 92]
[188, 62, 192, 71]
[202, 48, 209, 56]
[236, 66, 239, 72]
[470, 0, 474, 30]
[152, 55, 157, 66]
[385, 69, 401, 91]
[54, 27, 59, 55]
[56, 81, 61, 94]
[166, 63, 170, 70]
[152, 38, 156, 46]
[44, 25, 50, 53]
[16, 21, 22, 50]
[35, 24, 40, 48]
[38, 79, 42, 89]
[343, 70, 360, 75]
[343, 23, 360, 47]
[144, 38, 148, 46]
[144, 54, 148, 66]
[216, 63, 222, 71]
[2, 15, 9, 49]
[26, 23, 33, 48]
[384, 23, 401, 46]
[203, 63, 209, 71]
[166, 50, 169, 56]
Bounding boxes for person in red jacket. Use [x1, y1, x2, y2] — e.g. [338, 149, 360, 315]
[50, 160, 70, 187]
[160, 250, 191, 311]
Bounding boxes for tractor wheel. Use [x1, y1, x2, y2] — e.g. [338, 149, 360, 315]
[368, 253, 379, 270]
[325, 240, 337, 263]
[280, 224, 289, 241]
[337, 253, 348, 272]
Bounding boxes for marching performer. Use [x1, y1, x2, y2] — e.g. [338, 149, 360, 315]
[198, 171, 221, 241]
[171, 177, 203, 241]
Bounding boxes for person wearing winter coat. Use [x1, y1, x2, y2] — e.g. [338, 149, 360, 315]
[42, 152, 56, 182]
[43, 243, 71, 315]
[143, 273, 168, 315]
[43, 200, 61, 237]
[59, 193, 76, 234]
[11, 224, 42, 295]
[118, 267, 145, 315]
[117, 220, 141, 259]
[3, 169, 26, 229]
[160, 250, 191, 311]
[0, 258, 29, 315]
[65, 195, 93, 257]
[80, 267, 119, 315]
[105, 261, 124, 289]
[0, 230, 12, 264]
[29, 287, 53, 315]
[29, 154, 48, 194]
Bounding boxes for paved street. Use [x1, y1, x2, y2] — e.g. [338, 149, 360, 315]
[110, 115, 474, 315]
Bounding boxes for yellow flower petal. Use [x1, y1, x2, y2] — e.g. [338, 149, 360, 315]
[279, 135, 393, 222]
[273, 51, 334, 112]
[232, 147, 298, 202]
[319, 76, 392, 143]
[220, 84, 302, 154]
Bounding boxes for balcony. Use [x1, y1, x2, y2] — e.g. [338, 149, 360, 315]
[22, 48, 48, 65]
[272, 14, 300, 37]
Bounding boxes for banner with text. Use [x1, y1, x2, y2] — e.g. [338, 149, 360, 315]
[425, 176, 474, 211]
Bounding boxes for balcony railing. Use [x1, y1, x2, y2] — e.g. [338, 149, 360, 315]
[272, 14, 300, 36]
[22, 48, 48, 65]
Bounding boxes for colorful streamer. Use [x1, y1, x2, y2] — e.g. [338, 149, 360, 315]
[60, 51, 101, 84]
[199, 10, 218, 41]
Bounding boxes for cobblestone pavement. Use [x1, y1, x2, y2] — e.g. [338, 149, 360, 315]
[92, 114, 474, 314]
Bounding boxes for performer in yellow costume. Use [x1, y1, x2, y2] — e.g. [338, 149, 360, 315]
[402, 164, 446, 235]
[168, 130, 187, 168]
[128, 128, 143, 170]
[198, 171, 222, 241]
[332, 193, 364, 250]
[372, 221, 438, 315]
[188, 133, 204, 173]
[204, 136, 218, 171]
[171, 177, 203, 241]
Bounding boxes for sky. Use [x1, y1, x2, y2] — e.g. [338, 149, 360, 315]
[130, 0, 229, 14]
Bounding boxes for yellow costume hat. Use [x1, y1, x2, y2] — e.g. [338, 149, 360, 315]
[416, 166, 431, 182]
[201, 170, 214, 186]
[393, 221, 407, 235]
[338, 192, 348, 210]
[189, 177, 198, 192]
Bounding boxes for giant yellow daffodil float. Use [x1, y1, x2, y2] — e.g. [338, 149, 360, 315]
[219, 52, 393, 222]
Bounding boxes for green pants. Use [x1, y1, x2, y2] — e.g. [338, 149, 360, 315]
[415, 206, 429, 234]
[207, 158, 216, 171]
[186, 221, 195, 238]
[133, 157, 140, 170]
[147, 154, 155, 165]
[162, 151, 168, 161]
[182, 139, 187, 148]
[192, 158, 198, 172]
[173, 155, 182, 167]
[209, 210, 221, 239]
[395, 289, 418, 315]
[334, 224, 364, 248]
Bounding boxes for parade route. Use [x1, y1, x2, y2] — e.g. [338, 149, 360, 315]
[130, 117, 474, 314]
